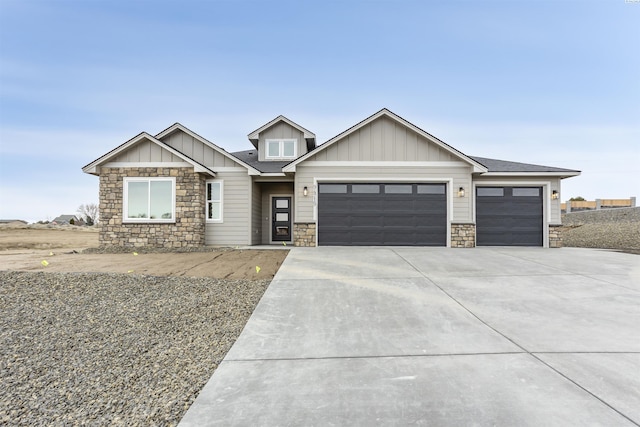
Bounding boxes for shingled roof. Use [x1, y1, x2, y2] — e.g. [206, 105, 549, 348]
[231, 150, 290, 173]
[470, 156, 580, 176]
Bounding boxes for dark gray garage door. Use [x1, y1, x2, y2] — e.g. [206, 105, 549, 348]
[476, 186, 543, 246]
[318, 183, 447, 246]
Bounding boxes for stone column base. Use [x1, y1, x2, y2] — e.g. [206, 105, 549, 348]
[451, 223, 475, 248]
[549, 225, 563, 248]
[294, 223, 316, 247]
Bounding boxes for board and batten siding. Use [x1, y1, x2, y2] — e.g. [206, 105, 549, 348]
[205, 171, 252, 245]
[473, 176, 562, 225]
[111, 139, 183, 163]
[161, 130, 242, 168]
[295, 165, 473, 224]
[258, 122, 307, 162]
[308, 116, 456, 162]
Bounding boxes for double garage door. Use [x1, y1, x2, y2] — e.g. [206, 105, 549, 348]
[317, 183, 543, 247]
[318, 183, 447, 246]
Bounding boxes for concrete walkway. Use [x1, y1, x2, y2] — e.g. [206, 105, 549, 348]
[180, 247, 640, 426]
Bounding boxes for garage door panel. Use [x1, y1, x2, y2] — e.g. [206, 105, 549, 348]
[476, 186, 543, 247]
[318, 183, 447, 246]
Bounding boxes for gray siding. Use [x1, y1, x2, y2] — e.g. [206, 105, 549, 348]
[295, 165, 473, 223]
[205, 171, 252, 245]
[251, 181, 262, 245]
[473, 176, 562, 225]
[112, 139, 182, 163]
[160, 130, 242, 168]
[308, 116, 456, 162]
[258, 122, 307, 162]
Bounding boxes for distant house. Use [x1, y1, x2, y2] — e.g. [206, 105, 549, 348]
[83, 108, 580, 248]
[51, 215, 84, 226]
[0, 219, 28, 225]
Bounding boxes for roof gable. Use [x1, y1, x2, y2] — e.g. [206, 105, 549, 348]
[248, 115, 316, 150]
[283, 109, 487, 173]
[81, 132, 215, 176]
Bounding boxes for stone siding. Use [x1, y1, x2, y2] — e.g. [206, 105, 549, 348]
[294, 223, 316, 247]
[549, 225, 563, 248]
[451, 223, 475, 248]
[99, 167, 206, 248]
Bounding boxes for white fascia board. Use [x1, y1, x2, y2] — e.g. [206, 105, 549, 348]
[283, 109, 488, 174]
[296, 161, 471, 168]
[248, 115, 316, 142]
[82, 132, 216, 177]
[480, 171, 581, 178]
[155, 123, 261, 176]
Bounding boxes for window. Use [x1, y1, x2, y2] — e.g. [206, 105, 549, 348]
[417, 184, 446, 194]
[477, 187, 504, 197]
[206, 181, 223, 222]
[123, 178, 175, 222]
[384, 184, 412, 194]
[319, 184, 347, 193]
[513, 187, 540, 197]
[265, 139, 297, 159]
[352, 184, 380, 194]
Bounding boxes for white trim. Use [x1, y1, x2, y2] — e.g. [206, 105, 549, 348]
[211, 167, 249, 172]
[206, 180, 223, 223]
[300, 161, 471, 168]
[269, 194, 294, 244]
[480, 172, 581, 177]
[283, 109, 488, 174]
[103, 162, 192, 168]
[155, 123, 261, 176]
[123, 177, 176, 223]
[248, 115, 315, 142]
[312, 177, 453, 247]
[472, 181, 552, 248]
[82, 132, 216, 177]
[265, 139, 298, 160]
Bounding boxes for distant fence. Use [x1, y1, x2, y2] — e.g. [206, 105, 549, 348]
[562, 197, 636, 213]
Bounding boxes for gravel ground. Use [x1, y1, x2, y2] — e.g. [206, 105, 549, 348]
[562, 207, 640, 254]
[0, 271, 269, 426]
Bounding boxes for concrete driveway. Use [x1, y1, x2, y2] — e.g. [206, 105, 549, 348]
[180, 247, 640, 426]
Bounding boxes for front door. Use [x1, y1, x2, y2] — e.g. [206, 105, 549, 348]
[272, 196, 292, 242]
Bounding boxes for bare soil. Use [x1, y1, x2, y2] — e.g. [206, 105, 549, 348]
[0, 226, 288, 279]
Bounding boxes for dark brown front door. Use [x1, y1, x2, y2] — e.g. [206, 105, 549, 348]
[272, 197, 292, 242]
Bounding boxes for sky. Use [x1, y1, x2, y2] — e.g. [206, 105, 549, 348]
[0, 0, 638, 223]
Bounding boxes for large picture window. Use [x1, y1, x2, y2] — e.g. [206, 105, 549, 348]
[265, 139, 297, 159]
[123, 178, 175, 222]
[206, 180, 223, 222]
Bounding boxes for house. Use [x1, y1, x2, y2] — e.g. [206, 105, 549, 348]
[51, 215, 84, 226]
[82, 109, 580, 248]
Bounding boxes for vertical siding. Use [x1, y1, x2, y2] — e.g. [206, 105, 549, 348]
[307, 116, 456, 162]
[294, 165, 472, 223]
[160, 129, 243, 169]
[205, 171, 252, 245]
[112, 140, 180, 163]
[258, 122, 306, 161]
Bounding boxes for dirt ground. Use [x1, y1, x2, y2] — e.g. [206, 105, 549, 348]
[0, 225, 288, 280]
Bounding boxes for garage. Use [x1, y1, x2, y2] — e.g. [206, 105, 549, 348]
[476, 186, 543, 246]
[318, 183, 447, 246]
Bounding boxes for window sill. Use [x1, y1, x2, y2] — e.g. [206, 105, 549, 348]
[123, 219, 176, 224]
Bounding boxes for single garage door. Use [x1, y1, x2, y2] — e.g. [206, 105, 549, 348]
[476, 186, 543, 246]
[318, 183, 447, 246]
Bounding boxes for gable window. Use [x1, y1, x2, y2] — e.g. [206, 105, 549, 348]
[206, 180, 223, 222]
[265, 139, 297, 159]
[123, 177, 175, 222]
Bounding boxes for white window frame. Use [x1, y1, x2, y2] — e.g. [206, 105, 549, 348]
[123, 177, 176, 223]
[206, 180, 223, 223]
[265, 139, 297, 159]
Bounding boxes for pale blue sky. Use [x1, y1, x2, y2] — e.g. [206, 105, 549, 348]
[1, 0, 638, 223]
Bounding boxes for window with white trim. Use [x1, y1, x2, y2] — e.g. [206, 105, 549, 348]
[123, 177, 175, 222]
[206, 180, 223, 222]
[265, 139, 297, 159]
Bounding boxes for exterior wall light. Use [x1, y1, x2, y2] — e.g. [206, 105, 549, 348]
[457, 187, 465, 197]
[551, 190, 559, 200]
[303, 186, 308, 197]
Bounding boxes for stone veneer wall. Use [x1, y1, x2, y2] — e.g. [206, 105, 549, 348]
[99, 167, 206, 248]
[451, 223, 476, 248]
[294, 223, 316, 247]
[548, 225, 563, 248]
